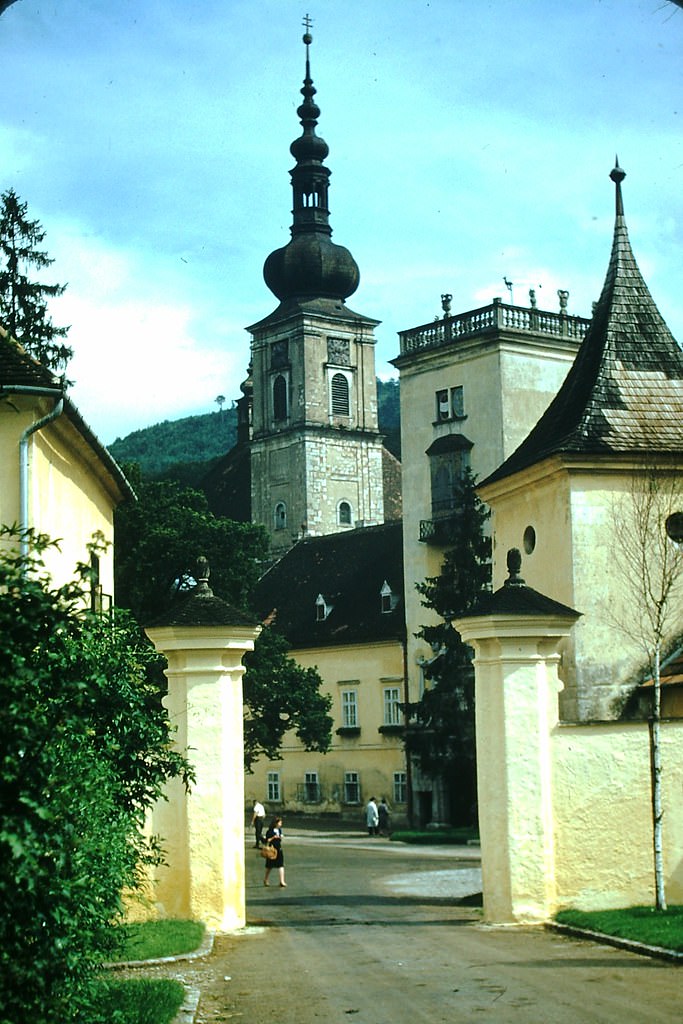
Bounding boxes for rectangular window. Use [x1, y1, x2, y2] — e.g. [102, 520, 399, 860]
[304, 772, 320, 803]
[267, 771, 281, 802]
[436, 388, 449, 421]
[383, 686, 401, 726]
[344, 771, 360, 804]
[451, 385, 464, 418]
[393, 771, 407, 804]
[341, 689, 358, 728]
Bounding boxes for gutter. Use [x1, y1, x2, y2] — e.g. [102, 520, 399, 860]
[1, 383, 65, 559]
[17, 385, 65, 558]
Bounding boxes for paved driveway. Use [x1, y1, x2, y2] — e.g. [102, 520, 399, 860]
[180, 827, 683, 1023]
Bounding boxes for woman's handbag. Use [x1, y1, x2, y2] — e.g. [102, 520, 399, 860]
[260, 843, 277, 861]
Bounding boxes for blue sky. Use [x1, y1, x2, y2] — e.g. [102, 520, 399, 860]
[2, 0, 682, 444]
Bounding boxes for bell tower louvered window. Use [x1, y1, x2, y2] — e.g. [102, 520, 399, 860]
[330, 372, 350, 416]
[273, 374, 288, 421]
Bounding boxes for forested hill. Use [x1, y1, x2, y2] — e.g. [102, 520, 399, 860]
[110, 378, 400, 483]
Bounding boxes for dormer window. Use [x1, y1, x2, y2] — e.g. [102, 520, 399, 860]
[315, 593, 332, 622]
[380, 580, 398, 614]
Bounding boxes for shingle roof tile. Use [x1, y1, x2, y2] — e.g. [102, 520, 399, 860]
[482, 167, 683, 487]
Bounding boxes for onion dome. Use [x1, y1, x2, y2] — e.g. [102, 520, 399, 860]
[263, 26, 360, 303]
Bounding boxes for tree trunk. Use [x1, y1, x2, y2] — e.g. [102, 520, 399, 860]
[650, 642, 667, 911]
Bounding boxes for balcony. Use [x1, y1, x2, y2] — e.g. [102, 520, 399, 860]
[419, 514, 461, 545]
[397, 298, 590, 358]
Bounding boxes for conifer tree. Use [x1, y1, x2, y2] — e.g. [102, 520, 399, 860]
[405, 469, 491, 826]
[0, 188, 72, 372]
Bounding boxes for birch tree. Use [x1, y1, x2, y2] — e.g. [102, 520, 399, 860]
[611, 466, 683, 910]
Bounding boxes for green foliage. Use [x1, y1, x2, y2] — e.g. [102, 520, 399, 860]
[0, 188, 71, 371]
[555, 905, 683, 952]
[114, 480, 332, 767]
[114, 475, 267, 624]
[0, 527, 193, 1023]
[109, 409, 237, 479]
[242, 627, 333, 772]
[116, 919, 205, 961]
[377, 377, 401, 458]
[91, 977, 185, 1024]
[107, 378, 400, 479]
[405, 470, 491, 826]
[390, 827, 479, 845]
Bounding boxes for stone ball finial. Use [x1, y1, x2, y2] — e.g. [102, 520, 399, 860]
[505, 548, 525, 587]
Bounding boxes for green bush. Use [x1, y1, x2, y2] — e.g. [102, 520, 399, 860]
[0, 528, 193, 1023]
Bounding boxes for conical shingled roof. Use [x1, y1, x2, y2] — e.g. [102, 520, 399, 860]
[482, 163, 683, 488]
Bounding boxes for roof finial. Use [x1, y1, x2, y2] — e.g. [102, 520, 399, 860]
[610, 156, 626, 217]
[302, 12, 313, 47]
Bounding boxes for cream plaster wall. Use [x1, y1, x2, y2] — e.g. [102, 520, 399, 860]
[0, 395, 120, 596]
[246, 639, 408, 822]
[397, 333, 578, 735]
[482, 461, 683, 720]
[552, 720, 683, 910]
[148, 626, 259, 931]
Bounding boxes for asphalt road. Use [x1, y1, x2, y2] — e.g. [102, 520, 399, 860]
[167, 828, 683, 1023]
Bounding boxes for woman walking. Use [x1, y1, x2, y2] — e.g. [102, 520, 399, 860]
[263, 815, 287, 888]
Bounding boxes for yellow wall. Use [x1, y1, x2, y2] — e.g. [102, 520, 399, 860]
[0, 394, 120, 597]
[246, 639, 408, 823]
[553, 720, 683, 910]
[482, 460, 683, 720]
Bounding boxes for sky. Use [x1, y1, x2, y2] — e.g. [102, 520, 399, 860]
[2, 0, 683, 445]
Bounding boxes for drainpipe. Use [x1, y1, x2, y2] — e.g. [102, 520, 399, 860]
[4, 384, 65, 559]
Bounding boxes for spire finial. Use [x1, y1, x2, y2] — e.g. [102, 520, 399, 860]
[302, 12, 313, 44]
[610, 156, 626, 217]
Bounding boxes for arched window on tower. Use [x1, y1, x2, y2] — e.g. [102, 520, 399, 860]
[273, 374, 288, 421]
[330, 372, 350, 416]
[274, 502, 287, 531]
[338, 500, 353, 526]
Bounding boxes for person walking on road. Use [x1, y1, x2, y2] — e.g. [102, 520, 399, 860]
[251, 799, 266, 848]
[264, 816, 287, 888]
[378, 796, 391, 836]
[366, 796, 379, 836]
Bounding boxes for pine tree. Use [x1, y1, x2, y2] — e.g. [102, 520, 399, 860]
[405, 469, 491, 826]
[0, 188, 72, 372]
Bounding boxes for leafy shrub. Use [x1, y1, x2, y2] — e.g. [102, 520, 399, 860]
[0, 528, 193, 1023]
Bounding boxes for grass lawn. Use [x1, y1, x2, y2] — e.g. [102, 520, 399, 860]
[95, 977, 185, 1024]
[391, 826, 479, 845]
[117, 919, 205, 961]
[555, 905, 683, 952]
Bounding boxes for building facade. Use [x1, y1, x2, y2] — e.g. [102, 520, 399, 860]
[246, 29, 385, 555]
[392, 293, 591, 802]
[479, 164, 683, 721]
[0, 327, 132, 601]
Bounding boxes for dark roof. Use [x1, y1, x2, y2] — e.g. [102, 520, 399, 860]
[148, 583, 258, 630]
[482, 164, 683, 489]
[0, 329, 134, 503]
[0, 326, 62, 388]
[247, 295, 379, 335]
[253, 521, 405, 649]
[460, 549, 580, 621]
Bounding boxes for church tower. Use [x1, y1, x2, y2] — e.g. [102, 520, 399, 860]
[247, 25, 384, 553]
